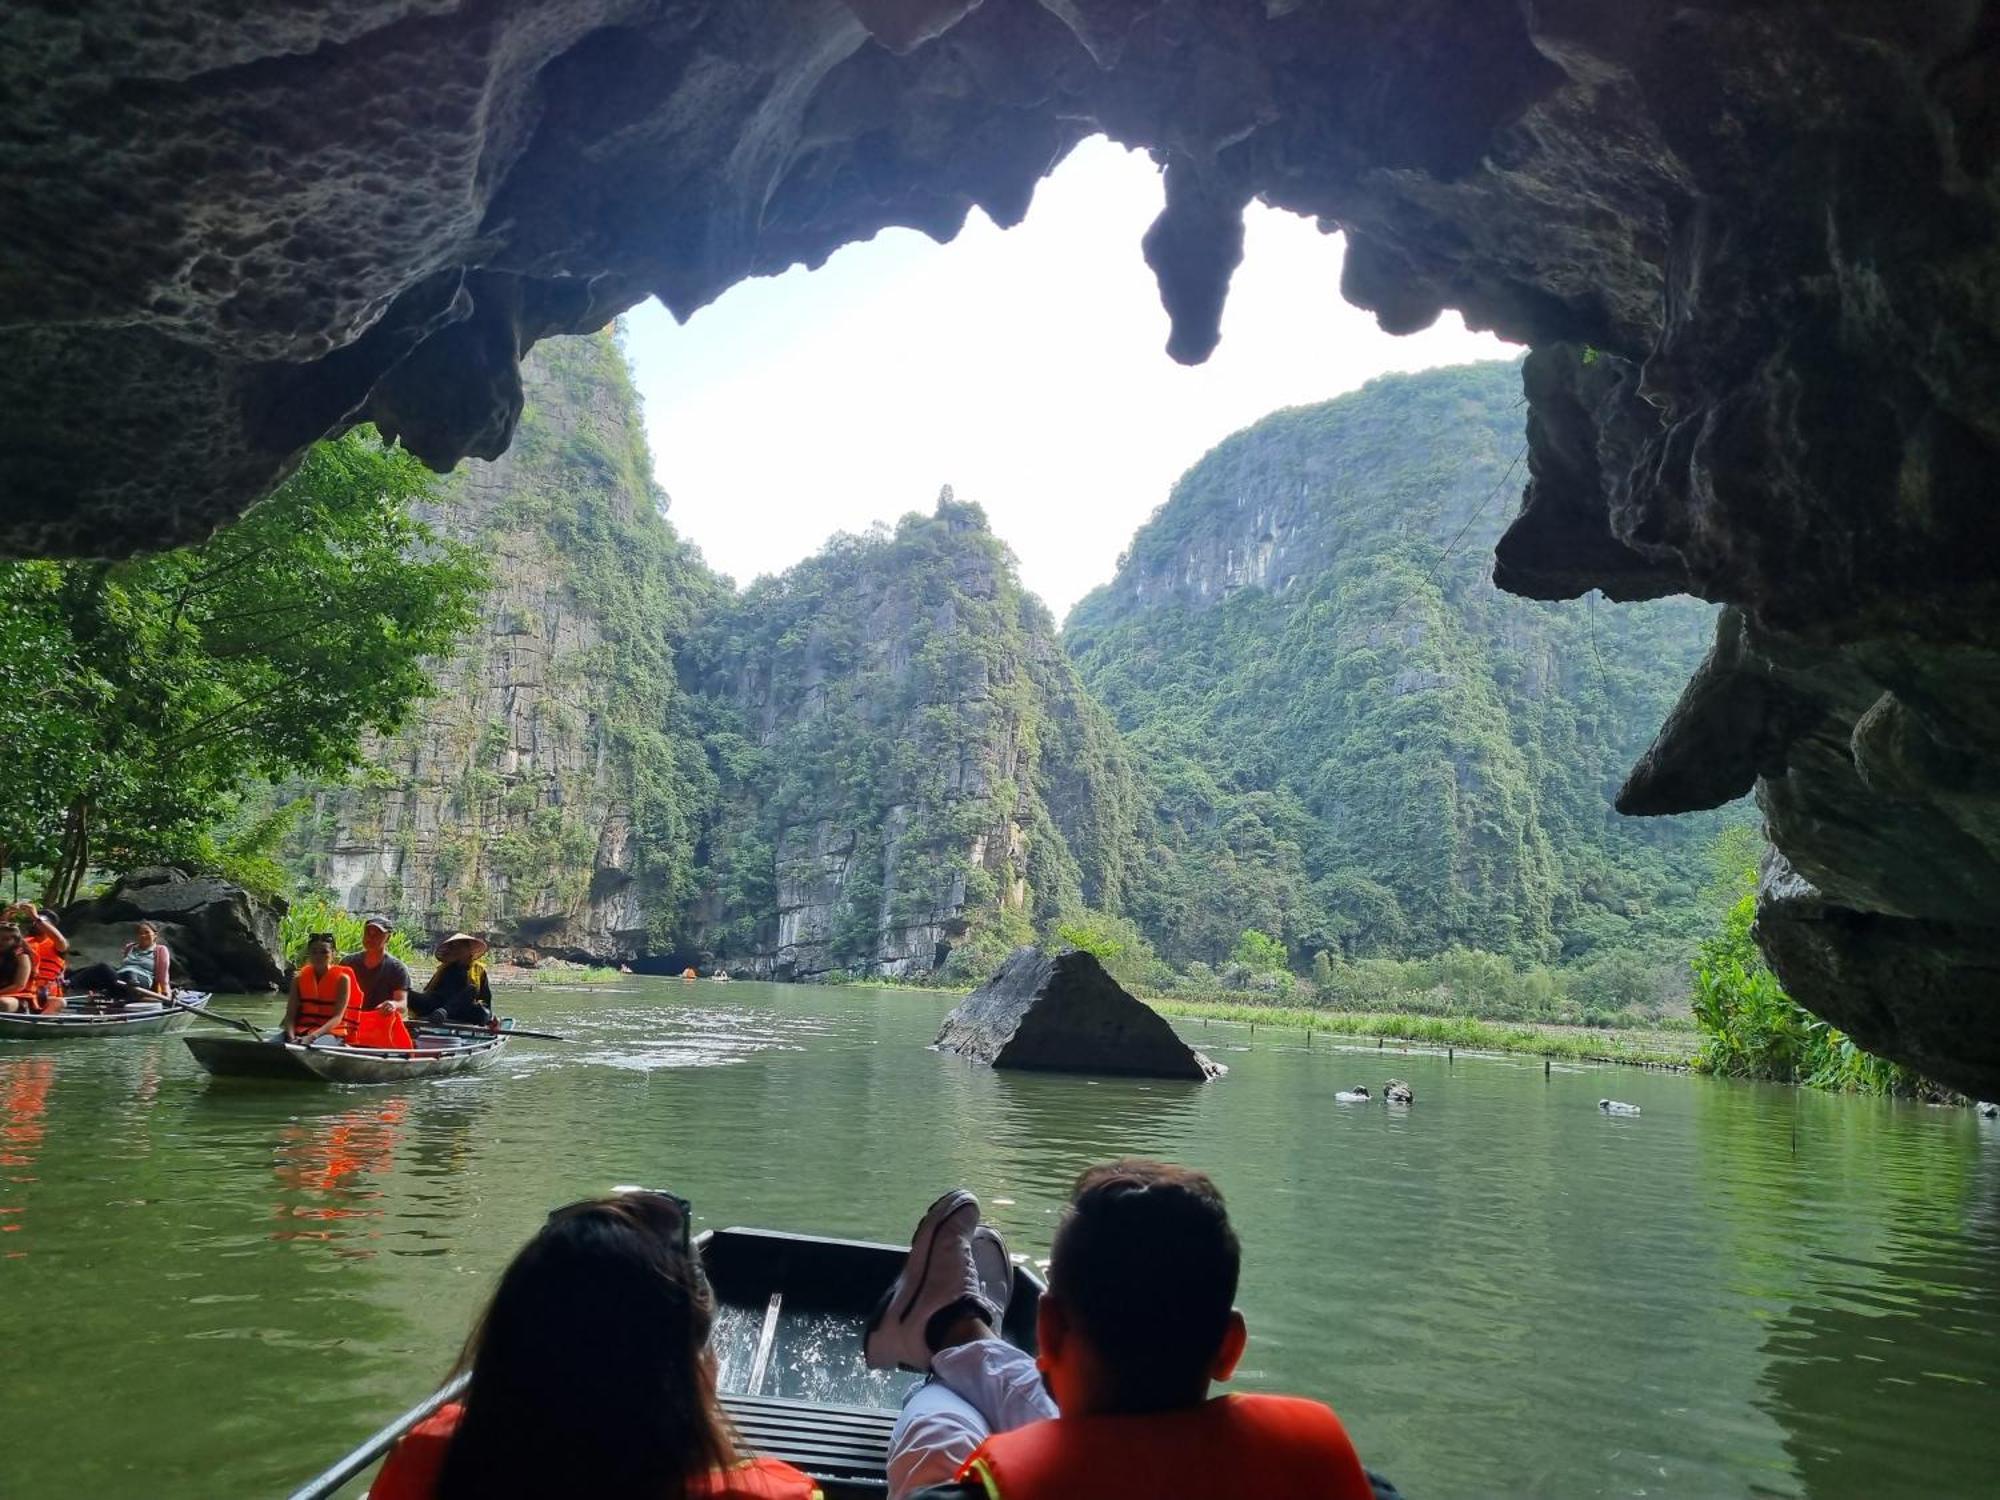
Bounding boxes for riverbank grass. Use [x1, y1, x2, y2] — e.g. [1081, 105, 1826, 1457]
[1149, 998, 1695, 1069]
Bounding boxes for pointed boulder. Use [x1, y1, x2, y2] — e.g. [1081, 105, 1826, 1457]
[935, 947, 1222, 1081]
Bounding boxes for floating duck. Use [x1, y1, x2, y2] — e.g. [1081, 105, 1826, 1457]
[1979, 1101, 1998, 1118]
[1599, 1099, 1641, 1116]
[1384, 1080, 1414, 1105]
[1335, 1086, 1371, 1103]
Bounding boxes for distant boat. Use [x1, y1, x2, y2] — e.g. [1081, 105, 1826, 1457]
[1599, 1099, 1641, 1116]
[0, 990, 211, 1040]
[184, 1021, 513, 1084]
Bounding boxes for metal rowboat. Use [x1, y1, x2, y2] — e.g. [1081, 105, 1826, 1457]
[0, 989, 213, 1040]
[184, 1020, 514, 1083]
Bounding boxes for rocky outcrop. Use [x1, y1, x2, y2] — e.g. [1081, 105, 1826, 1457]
[935, 946, 1220, 1081]
[291, 332, 716, 962]
[680, 495, 1145, 981]
[63, 868, 286, 992]
[6, 3, 2000, 1084]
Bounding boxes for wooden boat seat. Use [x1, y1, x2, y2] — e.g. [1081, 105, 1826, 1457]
[722, 1391, 897, 1495]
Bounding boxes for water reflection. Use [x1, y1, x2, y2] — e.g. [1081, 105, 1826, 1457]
[0, 1052, 54, 1253]
[1755, 1121, 2000, 1496]
[271, 1095, 409, 1250]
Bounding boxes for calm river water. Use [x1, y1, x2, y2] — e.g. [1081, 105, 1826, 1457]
[2, 979, 1997, 1498]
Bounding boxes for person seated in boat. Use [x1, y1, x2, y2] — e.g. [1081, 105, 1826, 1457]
[368, 1190, 821, 1500]
[343, 915, 415, 1047]
[4, 905, 70, 1014]
[421, 933, 495, 1029]
[875, 1161, 1392, 1500]
[65, 920, 171, 1006]
[284, 932, 359, 1045]
[0, 922, 38, 1013]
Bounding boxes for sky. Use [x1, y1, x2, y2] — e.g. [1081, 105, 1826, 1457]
[622, 135, 1518, 622]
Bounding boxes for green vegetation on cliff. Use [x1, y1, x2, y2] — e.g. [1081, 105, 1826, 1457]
[1689, 831, 1942, 1096]
[1066, 361, 1747, 987]
[278, 329, 722, 953]
[677, 493, 1147, 979]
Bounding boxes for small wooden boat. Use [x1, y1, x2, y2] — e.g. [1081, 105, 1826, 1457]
[287, 1225, 1045, 1499]
[185, 1020, 514, 1084]
[0, 990, 212, 1040]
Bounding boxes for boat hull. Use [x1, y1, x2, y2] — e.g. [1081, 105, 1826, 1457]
[185, 1023, 511, 1083]
[0, 991, 212, 1040]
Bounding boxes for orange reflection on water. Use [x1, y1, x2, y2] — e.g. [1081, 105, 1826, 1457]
[270, 1095, 408, 1254]
[0, 1055, 54, 1258]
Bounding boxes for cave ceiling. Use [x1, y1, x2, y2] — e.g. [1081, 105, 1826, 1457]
[4, 0, 1999, 1093]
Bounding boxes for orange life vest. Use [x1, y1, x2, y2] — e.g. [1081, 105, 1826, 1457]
[958, 1394, 1375, 1500]
[367, 1402, 822, 1500]
[26, 935, 65, 998]
[295, 964, 360, 1038]
[351, 1007, 414, 1049]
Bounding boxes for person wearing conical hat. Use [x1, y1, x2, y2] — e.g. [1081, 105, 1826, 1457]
[422, 932, 495, 1029]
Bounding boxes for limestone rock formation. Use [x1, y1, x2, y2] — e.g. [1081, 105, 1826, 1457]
[1065, 361, 1739, 967]
[287, 332, 716, 962]
[678, 495, 1146, 981]
[7, 3, 2000, 1085]
[63, 867, 286, 992]
[935, 946, 1220, 1081]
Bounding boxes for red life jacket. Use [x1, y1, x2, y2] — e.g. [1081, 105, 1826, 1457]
[351, 1007, 414, 1049]
[958, 1394, 1375, 1500]
[26, 935, 65, 999]
[368, 1403, 822, 1500]
[295, 964, 360, 1038]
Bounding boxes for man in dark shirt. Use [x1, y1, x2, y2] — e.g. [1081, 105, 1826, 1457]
[341, 916, 412, 1016]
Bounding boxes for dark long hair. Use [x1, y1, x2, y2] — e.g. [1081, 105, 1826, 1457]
[436, 1193, 737, 1500]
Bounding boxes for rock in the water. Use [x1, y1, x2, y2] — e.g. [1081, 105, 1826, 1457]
[934, 947, 1220, 1081]
[63, 869, 287, 992]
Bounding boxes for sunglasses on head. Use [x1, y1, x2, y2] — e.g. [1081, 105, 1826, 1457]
[548, 1186, 693, 1256]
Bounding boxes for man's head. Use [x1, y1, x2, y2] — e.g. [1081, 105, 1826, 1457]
[1037, 1159, 1246, 1417]
[362, 916, 391, 955]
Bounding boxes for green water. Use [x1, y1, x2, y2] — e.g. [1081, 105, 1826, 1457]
[2, 979, 1997, 1498]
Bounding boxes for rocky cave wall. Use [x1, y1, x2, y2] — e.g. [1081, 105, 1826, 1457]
[4, 1, 1999, 1092]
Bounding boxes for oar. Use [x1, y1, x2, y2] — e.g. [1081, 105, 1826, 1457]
[168, 994, 268, 1041]
[417, 1019, 570, 1042]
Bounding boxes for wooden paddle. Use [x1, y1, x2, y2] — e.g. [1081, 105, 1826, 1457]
[168, 994, 268, 1041]
[417, 1019, 570, 1042]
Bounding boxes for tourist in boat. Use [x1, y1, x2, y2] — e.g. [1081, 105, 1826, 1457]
[7, 906, 70, 1013]
[0, 922, 38, 1012]
[64, 920, 172, 1005]
[874, 1161, 1390, 1500]
[422, 933, 495, 1028]
[344, 915, 414, 1047]
[283, 932, 359, 1044]
[368, 1190, 821, 1500]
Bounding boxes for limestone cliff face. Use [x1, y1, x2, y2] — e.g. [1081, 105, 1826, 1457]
[1068, 363, 1738, 967]
[678, 495, 1144, 980]
[298, 331, 717, 959]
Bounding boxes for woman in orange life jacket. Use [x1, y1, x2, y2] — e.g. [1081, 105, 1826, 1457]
[4, 903, 68, 1013]
[369, 1190, 821, 1500]
[875, 1161, 1396, 1500]
[0, 922, 38, 1012]
[283, 932, 359, 1044]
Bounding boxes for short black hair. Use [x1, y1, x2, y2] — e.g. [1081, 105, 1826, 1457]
[1048, 1159, 1240, 1408]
